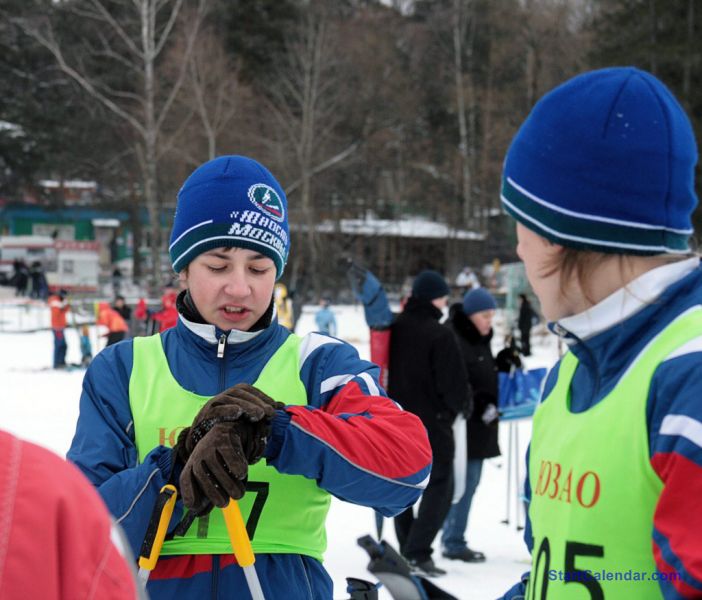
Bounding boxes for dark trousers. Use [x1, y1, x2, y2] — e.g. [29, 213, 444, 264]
[53, 329, 67, 368]
[394, 453, 453, 563]
[520, 326, 531, 356]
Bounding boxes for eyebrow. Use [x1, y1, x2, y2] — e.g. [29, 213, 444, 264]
[204, 248, 268, 261]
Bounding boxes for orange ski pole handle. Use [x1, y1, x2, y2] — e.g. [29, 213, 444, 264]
[222, 499, 255, 567]
[138, 484, 177, 572]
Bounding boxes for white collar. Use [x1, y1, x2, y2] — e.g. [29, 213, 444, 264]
[179, 314, 267, 344]
[556, 257, 700, 342]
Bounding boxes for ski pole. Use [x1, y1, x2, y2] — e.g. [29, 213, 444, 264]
[222, 498, 266, 600]
[137, 484, 177, 588]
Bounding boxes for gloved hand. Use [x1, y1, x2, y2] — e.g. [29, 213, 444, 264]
[481, 403, 499, 425]
[175, 383, 284, 462]
[346, 260, 368, 293]
[179, 422, 256, 513]
[175, 384, 284, 514]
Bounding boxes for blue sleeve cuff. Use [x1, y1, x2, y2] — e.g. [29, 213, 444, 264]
[155, 445, 174, 476]
[264, 409, 292, 460]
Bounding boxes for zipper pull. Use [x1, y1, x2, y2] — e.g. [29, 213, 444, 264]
[217, 333, 226, 358]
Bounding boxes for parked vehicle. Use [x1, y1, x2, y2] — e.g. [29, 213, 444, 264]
[0, 236, 100, 293]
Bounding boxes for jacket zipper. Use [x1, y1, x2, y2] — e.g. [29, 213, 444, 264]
[214, 337, 226, 598]
[217, 333, 227, 390]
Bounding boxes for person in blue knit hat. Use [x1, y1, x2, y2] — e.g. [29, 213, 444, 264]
[499, 68, 702, 599]
[68, 155, 432, 600]
[441, 287, 499, 563]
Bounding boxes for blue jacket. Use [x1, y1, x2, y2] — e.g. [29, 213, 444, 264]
[314, 307, 337, 336]
[502, 259, 702, 599]
[68, 314, 431, 599]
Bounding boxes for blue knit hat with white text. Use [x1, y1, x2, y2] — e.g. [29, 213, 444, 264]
[501, 67, 698, 255]
[169, 156, 289, 278]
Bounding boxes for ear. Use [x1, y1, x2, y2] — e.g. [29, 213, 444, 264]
[178, 269, 188, 286]
[545, 239, 566, 256]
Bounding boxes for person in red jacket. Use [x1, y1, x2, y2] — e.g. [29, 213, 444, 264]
[150, 290, 179, 332]
[97, 301, 129, 346]
[48, 288, 70, 368]
[0, 429, 138, 599]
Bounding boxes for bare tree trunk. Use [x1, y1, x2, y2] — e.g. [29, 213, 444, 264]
[142, 0, 161, 289]
[265, 6, 347, 299]
[453, 0, 472, 228]
[16, 0, 206, 293]
[481, 21, 495, 221]
[683, 0, 694, 102]
[649, 0, 658, 74]
[523, 0, 539, 110]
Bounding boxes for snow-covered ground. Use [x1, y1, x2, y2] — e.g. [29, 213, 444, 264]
[0, 295, 561, 599]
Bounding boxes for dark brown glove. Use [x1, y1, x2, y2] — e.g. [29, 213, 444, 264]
[177, 384, 284, 514]
[173, 383, 284, 463]
[179, 423, 247, 513]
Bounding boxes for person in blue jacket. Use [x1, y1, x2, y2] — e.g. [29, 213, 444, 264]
[67, 155, 432, 600]
[314, 298, 337, 336]
[499, 68, 702, 598]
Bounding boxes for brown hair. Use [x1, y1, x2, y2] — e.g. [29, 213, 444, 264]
[543, 247, 693, 306]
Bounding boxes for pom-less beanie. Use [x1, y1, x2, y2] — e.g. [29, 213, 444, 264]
[169, 156, 289, 278]
[462, 288, 497, 316]
[411, 270, 450, 301]
[501, 67, 698, 255]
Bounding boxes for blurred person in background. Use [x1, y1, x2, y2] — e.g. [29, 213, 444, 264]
[80, 324, 93, 366]
[150, 289, 178, 333]
[442, 288, 500, 563]
[517, 293, 537, 357]
[389, 269, 470, 577]
[114, 295, 132, 323]
[97, 301, 129, 346]
[12, 259, 29, 297]
[48, 288, 70, 368]
[274, 282, 294, 330]
[314, 297, 337, 336]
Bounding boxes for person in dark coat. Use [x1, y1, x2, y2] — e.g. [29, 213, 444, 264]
[388, 270, 471, 577]
[12, 259, 29, 297]
[441, 287, 500, 562]
[518, 293, 537, 356]
[113, 295, 132, 333]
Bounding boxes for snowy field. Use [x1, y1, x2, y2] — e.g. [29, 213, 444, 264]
[0, 293, 561, 599]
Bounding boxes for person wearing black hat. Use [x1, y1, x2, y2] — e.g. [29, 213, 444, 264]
[388, 270, 471, 577]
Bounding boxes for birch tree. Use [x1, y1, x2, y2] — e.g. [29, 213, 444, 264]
[263, 3, 356, 297]
[15, 0, 206, 286]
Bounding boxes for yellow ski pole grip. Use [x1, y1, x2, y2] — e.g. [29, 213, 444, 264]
[222, 499, 255, 567]
[138, 484, 177, 572]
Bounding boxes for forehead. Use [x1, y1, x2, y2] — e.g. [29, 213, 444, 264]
[200, 247, 272, 262]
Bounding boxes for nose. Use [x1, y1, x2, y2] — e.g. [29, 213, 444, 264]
[223, 269, 250, 298]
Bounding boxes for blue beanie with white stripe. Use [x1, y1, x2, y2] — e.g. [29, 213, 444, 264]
[169, 156, 289, 278]
[501, 67, 698, 255]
